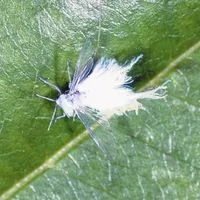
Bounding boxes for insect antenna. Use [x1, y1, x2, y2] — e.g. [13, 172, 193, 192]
[38, 77, 62, 95]
[48, 105, 58, 131]
[36, 94, 55, 102]
[36, 77, 61, 130]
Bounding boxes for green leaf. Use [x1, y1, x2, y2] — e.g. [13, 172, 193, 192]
[0, 1, 200, 199]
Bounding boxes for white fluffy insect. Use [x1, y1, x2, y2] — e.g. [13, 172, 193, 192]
[36, 44, 166, 153]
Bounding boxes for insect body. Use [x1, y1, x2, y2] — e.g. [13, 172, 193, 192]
[37, 52, 166, 153]
[56, 91, 81, 118]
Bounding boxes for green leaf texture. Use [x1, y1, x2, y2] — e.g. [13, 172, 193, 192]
[0, 0, 200, 199]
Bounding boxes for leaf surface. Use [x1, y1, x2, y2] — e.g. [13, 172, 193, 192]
[0, 1, 200, 199]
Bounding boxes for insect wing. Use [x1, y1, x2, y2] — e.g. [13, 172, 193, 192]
[70, 41, 96, 90]
[75, 108, 108, 155]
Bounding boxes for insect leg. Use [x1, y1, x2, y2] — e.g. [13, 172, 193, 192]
[55, 113, 66, 122]
[36, 94, 55, 102]
[48, 105, 58, 131]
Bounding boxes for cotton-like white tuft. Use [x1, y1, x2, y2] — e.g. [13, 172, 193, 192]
[75, 55, 166, 118]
